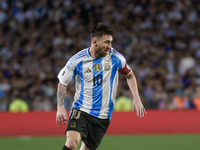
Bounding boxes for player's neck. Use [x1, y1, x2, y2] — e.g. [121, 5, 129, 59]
[89, 46, 99, 59]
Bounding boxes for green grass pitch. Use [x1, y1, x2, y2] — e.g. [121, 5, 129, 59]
[0, 135, 200, 150]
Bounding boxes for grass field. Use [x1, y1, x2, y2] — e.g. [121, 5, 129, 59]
[1, 135, 200, 150]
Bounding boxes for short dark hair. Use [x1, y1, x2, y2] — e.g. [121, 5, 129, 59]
[90, 22, 113, 38]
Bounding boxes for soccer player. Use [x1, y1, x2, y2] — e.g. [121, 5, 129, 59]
[56, 23, 146, 150]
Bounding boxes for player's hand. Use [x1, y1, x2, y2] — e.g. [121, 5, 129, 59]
[132, 98, 146, 118]
[56, 105, 68, 125]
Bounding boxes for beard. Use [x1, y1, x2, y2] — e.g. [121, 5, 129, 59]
[95, 46, 109, 58]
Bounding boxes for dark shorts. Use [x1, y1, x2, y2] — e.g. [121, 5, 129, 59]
[66, 108, 110, 150]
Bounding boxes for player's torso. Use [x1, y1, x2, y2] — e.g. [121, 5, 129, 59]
[73, 53, 119, 118]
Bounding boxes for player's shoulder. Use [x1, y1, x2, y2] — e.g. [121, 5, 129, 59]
[66, 48, 90, 69]
[109, 48, 125, 60]
[72, 48, 89, 59]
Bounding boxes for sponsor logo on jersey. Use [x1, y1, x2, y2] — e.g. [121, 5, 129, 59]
[84, 68, 92, 73]
[94, 64, 101, 72]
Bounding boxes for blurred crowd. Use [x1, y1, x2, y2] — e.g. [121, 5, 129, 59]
[1, 0, 200, 112]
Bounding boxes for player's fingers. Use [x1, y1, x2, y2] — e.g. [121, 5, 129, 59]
[142, 109, 145, 117]
[136, 108, 139, 117]
[56, 115, 60, 125]
[56, 118, 59, 125]
[61, 116, 66, 125]
[144, 108, 147, 114]
[139, 109, 142, 118]
[56, 118, 58, 125]
[57, 115, 62, 125]
[63, 113, 68, 120]
[59, 118, 62, 125]
[132, 105, 135, 112]
[141, 108, 146, 117]
[62, 115, 68, 125]
[139, 108, 144, 118]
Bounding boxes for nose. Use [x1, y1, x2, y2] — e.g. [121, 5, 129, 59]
[108, 43, 112, 49]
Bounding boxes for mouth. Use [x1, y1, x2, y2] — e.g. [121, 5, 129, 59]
[105, 49, 110, 53]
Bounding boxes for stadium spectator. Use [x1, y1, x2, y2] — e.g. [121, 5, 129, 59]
[114, 95, 133, 112]
[9, 96, 29, 113]
[193, 86, 200, 110]
[0, 0, 200, 111]
[171, 92, 190, 110]
[0, 97, 8, 111]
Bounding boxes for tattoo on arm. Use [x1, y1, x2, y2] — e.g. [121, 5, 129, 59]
[57, 82, 67, 107]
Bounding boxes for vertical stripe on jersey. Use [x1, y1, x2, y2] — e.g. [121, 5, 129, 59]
[108, 56, 118, 119]
[73, 61, 84, 110]
[99, 57, 111, 118]
[81, 60, 93, 114]
[90, 58, 103, 117]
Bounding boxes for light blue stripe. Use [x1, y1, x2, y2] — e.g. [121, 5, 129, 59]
[70, 50, 86, 62]
[111, 48, 124, 57]
[90, 58, 103, 117]
[111, 55, 122, 69]
[115, 51, 124, 58]
[108, 55, 118, 119]
[66, 50, 87, 69]
[72, 61, 84, 110]
[110, 49, 124, 67]
[86, 47, 91, 57]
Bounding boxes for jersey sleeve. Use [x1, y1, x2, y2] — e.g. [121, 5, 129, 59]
[116, 52, 132, 76]
[57, 62, 75, 86]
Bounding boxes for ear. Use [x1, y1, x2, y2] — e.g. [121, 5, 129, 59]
[92, 38, 98, 46]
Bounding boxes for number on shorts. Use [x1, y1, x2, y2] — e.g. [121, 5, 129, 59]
[71, 109, 81, 119]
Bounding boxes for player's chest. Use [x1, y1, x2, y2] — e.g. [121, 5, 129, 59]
[81, 57, 113, 82]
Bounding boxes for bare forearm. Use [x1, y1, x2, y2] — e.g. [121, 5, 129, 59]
[126, 72, 146, 117]
[57, 82, 67, 107]
[126, 72, 140, 99]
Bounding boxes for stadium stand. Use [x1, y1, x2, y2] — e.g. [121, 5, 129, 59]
[0, 0, 200, 111]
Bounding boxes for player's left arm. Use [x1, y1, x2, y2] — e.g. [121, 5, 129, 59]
[125, 71, 146, 118]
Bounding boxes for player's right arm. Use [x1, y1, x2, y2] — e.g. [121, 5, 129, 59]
[56, 50, 85, 125]
[56, 82, 68, 125]
[56, 61, 74, 125]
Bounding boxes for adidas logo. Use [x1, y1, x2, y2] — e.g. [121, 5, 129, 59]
[84, 68, 92, 73]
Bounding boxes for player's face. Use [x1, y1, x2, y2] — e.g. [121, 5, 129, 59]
[95, 34, 113, 58]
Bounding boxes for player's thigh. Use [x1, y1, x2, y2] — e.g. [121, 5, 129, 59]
[90, 118, 110, 143]
[82, 118, 110, 150]
[65, 130, 81, 145]
[80, 141, 90, 150]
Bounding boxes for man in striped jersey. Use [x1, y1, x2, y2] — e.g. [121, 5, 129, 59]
[56, 23, 146, 150]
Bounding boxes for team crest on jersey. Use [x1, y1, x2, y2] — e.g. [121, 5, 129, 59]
[104, 63, 111, 71]
[94, 64, 101, 72]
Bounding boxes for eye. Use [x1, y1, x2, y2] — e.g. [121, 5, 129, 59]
[104, 41, 109, 44]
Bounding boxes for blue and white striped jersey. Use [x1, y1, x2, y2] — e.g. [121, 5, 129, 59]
[57, 47, 132, 119]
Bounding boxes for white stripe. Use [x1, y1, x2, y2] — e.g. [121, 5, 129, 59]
[99, 56, 112, 118]
[80, 60, 93, 113]
[73, 75, 81, 102]
[115, 53, 126, 68]
[112, 72, 119, 106]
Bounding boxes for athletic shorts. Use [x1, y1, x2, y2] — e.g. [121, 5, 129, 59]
[66, 108, 110, 150]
